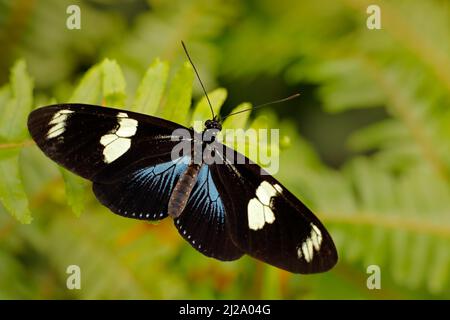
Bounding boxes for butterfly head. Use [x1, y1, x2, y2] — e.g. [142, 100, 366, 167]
[203, 118, 222, 144]
[204, 119, 222, 132]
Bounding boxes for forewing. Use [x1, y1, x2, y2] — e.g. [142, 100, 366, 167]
[27, 104, 188, 182]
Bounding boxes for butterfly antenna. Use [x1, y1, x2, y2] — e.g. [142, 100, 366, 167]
[222, 93, 300, 120]
[181, 41, 215, 119]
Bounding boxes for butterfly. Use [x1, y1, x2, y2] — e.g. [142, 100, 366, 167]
[27, 102, 337, 273]
[26, 44, 337, 274]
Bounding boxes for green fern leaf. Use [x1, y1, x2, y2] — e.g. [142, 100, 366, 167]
[159, 61, 194, 125]
[132, 59, 169, 115]
[0, 61, 33, 223]
[69, 64, 102, 104]
[0, 60, 33, 142]
[101, 59, 126, 106]
[222, 102, 251, 130]
[0, 149, 31, 224]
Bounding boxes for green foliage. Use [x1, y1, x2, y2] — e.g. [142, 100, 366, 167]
[132, 59, 169, 116]
[158, 62, 194, 125]
[0, 60, 33, 142]
[101, 59, 127, 107]
[0, 149, 31, 224]
[0, 60, 32, 224]
[0, 0, 449, 300]
[68, 64, 102, 104]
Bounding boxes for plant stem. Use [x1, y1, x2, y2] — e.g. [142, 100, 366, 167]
[322, 211, 450, 239]
[0, 140, 34, 150]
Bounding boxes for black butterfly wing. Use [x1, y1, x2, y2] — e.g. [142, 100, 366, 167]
[92, 157, 190, 221]
[174, 164, 243, 261]
[27, 104, 186, 183]
[211, 145, 338, 273]
[28, 104, 191, 221]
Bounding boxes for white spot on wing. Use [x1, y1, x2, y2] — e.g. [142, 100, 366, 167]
[274, 184, 283, 194]
[248, 199, 265, 230]
[263, 206, 275, 224]
[311, 232, 320, 251]
[302, 241, 311, 262]
[100, 134, 118, 146]
[100, 112, 138, 163]
[305, 238, 314, 262]
[312, 224, 323, 249]
[256, 181, 277, 205]
[247, 181, 280, 231]
[46, 109, 74, 139]
[297, 247, 302, 259]
[297, 223, 324, 262]
[116, 118, 138, 137]
[102, 138, 131, 163]
[47, 122, 66, 139]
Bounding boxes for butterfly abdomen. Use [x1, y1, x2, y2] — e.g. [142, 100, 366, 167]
[168, 162, 202, 218]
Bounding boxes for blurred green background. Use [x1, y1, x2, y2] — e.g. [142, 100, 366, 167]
[0, 0, 449, 299]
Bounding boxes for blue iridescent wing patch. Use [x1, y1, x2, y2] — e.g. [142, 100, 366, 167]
[93, 157, 189, 221]
[174, 165, 243, 261]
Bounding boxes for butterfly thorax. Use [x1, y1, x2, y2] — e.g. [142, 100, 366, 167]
[167, 119, 222, 218]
